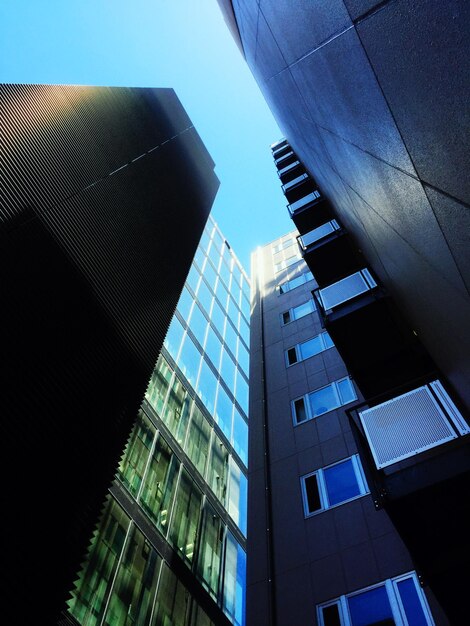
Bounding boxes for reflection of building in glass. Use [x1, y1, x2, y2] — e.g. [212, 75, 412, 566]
[66, 214, 249, 626]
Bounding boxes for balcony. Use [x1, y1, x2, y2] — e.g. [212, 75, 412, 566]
[272, 144, 291, 160]
[277, 159, 301, 178]
[282, 173, 309, 193]
[313, 270, 435, 397]
[347, 380, 470, 624]
[271, 138, 287, 152]
[297, 222, 364, 287]
[274, 150, 294, 166]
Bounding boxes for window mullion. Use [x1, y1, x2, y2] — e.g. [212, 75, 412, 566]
[317, 469, 329, 510]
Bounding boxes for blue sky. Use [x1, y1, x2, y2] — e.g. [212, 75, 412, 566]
[0, 0, 293, 270]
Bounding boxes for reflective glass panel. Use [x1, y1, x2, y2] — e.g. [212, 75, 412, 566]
[196, 360, 217, 416]
[224, 322, 238, 358]
[197, 280, 214, 317]
[169, 469, 202, 564]
[235, 374, 249, 416]
[227, 297, 239, 330]
[163, 375, 191, 447]
[237, 342, 249, 376]
[220, 347, 236, 390]
[216, 280, 229, 311]
[186, 265, 201, 295]
[397, 578, 428, 626]
[185, 404, 211, 478]
[204, 326, 222, 369]
[202, 260, 218, 294]
[337, 378, 356, 405]
[178, 334, 201, 389]
[293, 300, 315, 320]
[299, 335, 323, 360]
[118, 412, 155, 496]
[219, 259, 231, 290]
[215, 385, 233, 441]
[223, 533, 246, 626]
[176, 286, 194, 321]
[196, 504, 224, 598]
[309, 384, 338, 417]
[140, 435, 180, 534]
[323, 459, 361, 506]
[209, 434, 229, 505]
[208, 241, 221, 270]
[189, 303, 208, 348]
[146, 357, 172, 416]
[232, 409, 248, 467]
[103, 527, 161, 625]
[151, 562, 190, 626]
[241, 295, 250, 321]
[211, 300, 226, 337]
[228, 459, 247, 536]
[239, 318, 249, 347]
[163, 316, 184, 361]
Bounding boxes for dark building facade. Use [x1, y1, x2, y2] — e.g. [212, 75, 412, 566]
[1, 84, 218, 624]
[219, 0, 470, 411]
[218, 2, 470, 624]
[64, 215, 249, 626]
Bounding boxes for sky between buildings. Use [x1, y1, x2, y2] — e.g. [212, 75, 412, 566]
[0, 0, 293, 271]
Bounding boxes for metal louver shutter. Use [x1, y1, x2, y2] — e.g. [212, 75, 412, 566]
[359, 384, 459, 469]
[319, 270, 369, 310]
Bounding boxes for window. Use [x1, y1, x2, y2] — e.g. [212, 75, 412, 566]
[301, 455, 368, 516]
[278, 270, 313, 294]
[285, 332, 333, 366]
[318, 268, 377, 311]
[318, 571, 435, 626]
[272, 238, 294, 254]
[274, 253, 301, 273]
[281, 298, 316, 325]
[292, 377, 357, 424]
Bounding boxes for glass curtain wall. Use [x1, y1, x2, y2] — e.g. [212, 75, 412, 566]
[68, 216, 249, 626]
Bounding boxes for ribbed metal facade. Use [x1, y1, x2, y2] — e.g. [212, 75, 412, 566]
[0, 84, 219, 624]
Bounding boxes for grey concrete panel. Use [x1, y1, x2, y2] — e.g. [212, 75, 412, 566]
[333, 498, 370, 549]
[361, 497, 397, 539]
[425, 186, 470, 295]
[316, 412, 342, 443]
[267, 387, 298, 463]
[357, 0, 470, 204]
[320, 433, 348, 466]
[305, 511, 340, 562]
[287, 362, 308, 386]
[259, 0, 351, 66]
[310, 553, 347, 604]
[303, 354, 330, 378]
[297, 443, 324, 474]
[265, 341, 289, 393]
[372, 532, 414, 580]
[341, 541, 380, 591]
[343, 0, 388, 21]
[306, 370, 330, 392]
[293, 419, 321, 453]
[254, 7, 288, 80]
[246, 579, 271, 626]
[290, 28, 416, 174]
[247, 468, 269, 585]
[276, 564, 316, 626]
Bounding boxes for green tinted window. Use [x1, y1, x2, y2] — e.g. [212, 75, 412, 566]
[103, 526, 161, 625]
[117, 412, 155, 496]
[185, 404, 211, 477]
[163, 375, 191, 447]
[68, 498, 130, 625]
[169, 469, 203, 564]
[208, 434, 229, 506]
[151, 562, 190, 626]
[140, 435, 180, 534]
[196, 504, 224, 599]
[145, 356, 172, 416]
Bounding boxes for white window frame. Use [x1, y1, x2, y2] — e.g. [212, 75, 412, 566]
[278, 271, 314, 295]
[317, 571, 435, 626]
[291, 377, 357, 425]
[285, 331, 333, 367]
[301, 455, 368, 517]
[280, 298, 316, 326]
[272, 238, 294, 254]
[274, 253, 302, 274]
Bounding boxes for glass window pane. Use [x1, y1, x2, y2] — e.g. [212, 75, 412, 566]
[152, 562, 190, 626]
[189, 303, 208, 347]
[196, 504, 224, 598]
[140, 435, 180, 534]
[68, 497, 130, 625]
[396, 578, 428, 626]
[223, 533, 246, 626]
[211, 300, 226, 337]
[235, 375, 249, 416]
[208, 241, 221, 270]
[224, 322, 238, 357]
[239, 318, 249, 346]
[227, 297, 239, 329]
[323, 459, 361, 506]
[294, 397, 307, 423]
[228, 459, 247, 536]
[321, 603, 342, 626]
[293, 300, 314, 320]
[196, 360, 217, 416]
[323, 332, 334, 349]
[304, 473, 322, 513]
[176, 286, 194, 320]
[238, 342, 249, 376]
[209, 433, 229, 505]
[178, 334, 201, 389]
[163, 316, 185, 361]
[215, 385, 233, 441]
[216, 279, 229, 310]
[287, 347, 298, 365]
[241, 295, 250, 321]
[118, 412, 155, 496]
[186, 265, 201, 295]
[104, 526, 161, 626]
[299, 335, 323, 360]
[205, 326, 222, 370]
[197, 280, 214, 317]
[232, 409, 248, 467]
[347, 585, 393, 626]
[202, 261, 218, 294]
[337, 378, 356, 405]
[163, 375, 191, 447]
[198, 229, 212, 254]
[169, 469, 203, 564]
[309, 384, 337, 417]
[146, 357, 172, 416]
[219, 259, 231, 290]
[185, 405, 211, 477]
[220, 347, 236, 390]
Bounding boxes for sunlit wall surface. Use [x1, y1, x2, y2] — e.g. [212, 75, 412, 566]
[67, 215, 249, 626]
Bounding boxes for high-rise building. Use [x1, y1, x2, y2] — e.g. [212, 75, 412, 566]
[246, 143, 470, 625]
[1, 84, 218, 624]
[64, 215, 249, 626]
